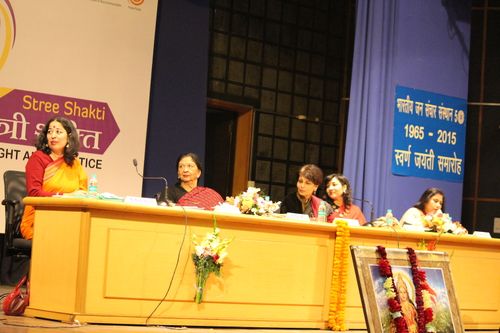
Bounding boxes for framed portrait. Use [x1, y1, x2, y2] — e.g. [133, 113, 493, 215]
[350, 245, 464, 333]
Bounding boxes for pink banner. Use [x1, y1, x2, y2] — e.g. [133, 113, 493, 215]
[0, 88, 119, 154]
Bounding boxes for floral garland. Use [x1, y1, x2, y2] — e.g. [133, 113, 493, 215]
[328, 220, 350, 331]
[407, 248, 435, 333]
[376, 246, 409, 333]
[376, 246, 434, 333]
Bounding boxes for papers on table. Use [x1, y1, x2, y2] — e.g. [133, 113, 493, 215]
[123, 196, 157, 206]
[285, 212, 310, 221]
[54, 192, 125, 201]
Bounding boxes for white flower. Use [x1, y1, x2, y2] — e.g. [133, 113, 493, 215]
[195, 245, 205, 257]
[246, 187, 261, 196]
[216, 251, 228, 264]
[213, 202, 242, 214]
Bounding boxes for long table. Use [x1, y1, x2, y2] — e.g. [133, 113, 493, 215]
[23, 197, 500, 329]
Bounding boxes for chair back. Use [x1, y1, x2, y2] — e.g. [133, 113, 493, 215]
[2, 170, 28, 252]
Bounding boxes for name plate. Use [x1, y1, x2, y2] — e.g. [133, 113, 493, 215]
[124, 196, 158, 206]
[472, 231, 491, 238]
[285, 213, 310, 221]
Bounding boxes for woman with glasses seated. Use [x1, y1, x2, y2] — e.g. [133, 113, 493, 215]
[21, 116, 88, 240]
[167, 152, 223, 210]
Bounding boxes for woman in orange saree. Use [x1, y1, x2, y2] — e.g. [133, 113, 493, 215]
[21, 117, 88, 240]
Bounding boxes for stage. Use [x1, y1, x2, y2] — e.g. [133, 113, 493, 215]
[18, 197, 500, 331]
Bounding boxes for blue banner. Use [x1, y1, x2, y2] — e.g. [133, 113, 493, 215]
[391, 86, 467, 182]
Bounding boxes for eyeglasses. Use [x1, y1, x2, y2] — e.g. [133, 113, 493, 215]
[178, 163, 197, 170]
[47, 128, 67, 136]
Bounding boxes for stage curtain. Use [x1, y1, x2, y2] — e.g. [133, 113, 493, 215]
[343, 0, 399, 220]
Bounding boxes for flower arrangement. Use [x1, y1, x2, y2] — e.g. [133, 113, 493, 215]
[192, 218, 232, 304]
[422, 211, 467, 235]
[328, 220, 350, 331]
[376, 246, 435, 333]
[218, 187, 281, 215]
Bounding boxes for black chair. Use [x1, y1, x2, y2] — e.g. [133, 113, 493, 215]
[1, 170, 31, 285]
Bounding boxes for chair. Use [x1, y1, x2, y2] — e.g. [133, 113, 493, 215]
[1, 170, 31, 285]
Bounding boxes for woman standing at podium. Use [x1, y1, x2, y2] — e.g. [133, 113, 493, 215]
[21, 117, 88, 240]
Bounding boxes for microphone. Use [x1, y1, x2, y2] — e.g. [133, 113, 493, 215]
[132, 158, 169, 206]
[352, 197, 375, 224]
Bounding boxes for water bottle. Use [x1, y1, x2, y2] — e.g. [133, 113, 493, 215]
[317, 200, 327, 222]
[385, 209, 393, 226]
[88, 174, 98, 196]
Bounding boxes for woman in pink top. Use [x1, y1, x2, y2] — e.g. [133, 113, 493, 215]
[325, 173, 367, 225]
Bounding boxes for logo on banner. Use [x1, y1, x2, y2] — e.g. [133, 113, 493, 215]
[129, 0, 144, 5]
[0, 0, 16, 72]
[0, 88, 120, 155]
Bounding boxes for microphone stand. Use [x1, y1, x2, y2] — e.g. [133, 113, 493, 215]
[352, 197, 375, 224]
[158, 184, 168, 206]
[132, 158, 170, 206]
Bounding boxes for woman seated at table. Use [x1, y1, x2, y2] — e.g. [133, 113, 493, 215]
[399, 187, 445, 230]
[280, 164, 333, 221]
[21, 116, 88, 240]
[167, 152, 223, 209]
[324, 173, 367, 225]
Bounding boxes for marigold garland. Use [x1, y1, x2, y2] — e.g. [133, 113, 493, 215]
[376, 246, 435, 333]
[328, 220, 350, 331]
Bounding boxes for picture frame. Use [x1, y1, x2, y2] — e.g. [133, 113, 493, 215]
[350, 245, 464, 333]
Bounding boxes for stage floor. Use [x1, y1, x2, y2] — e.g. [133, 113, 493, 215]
[0, 315, 497, 333]
[0, 317, 346, 333]
[0, 285, 496, 333]
[0, 284, 341, 333]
